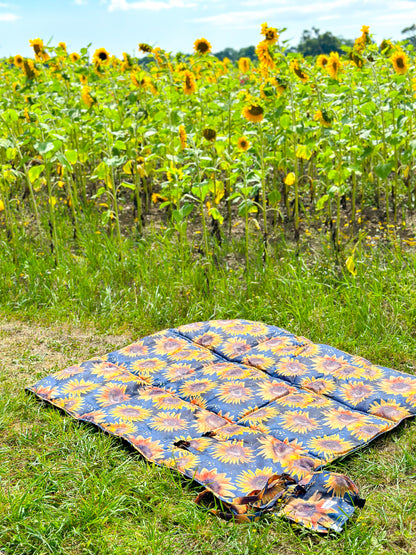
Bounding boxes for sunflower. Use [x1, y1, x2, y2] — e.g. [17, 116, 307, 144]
[193, 410, 229, 434]
[277, 392, 313, 408]
[119, 342, 148, 358]
[349, 421, 388, 441]
[216, 365, 250, 380]
[93, 47, 110, 65]
[139, 43, 153, 54]
[55, 397, 85, 415]
[276, 358, 308, 378]
[369, 399, 410, 422]
[181, 70, 196, 95]
[58, 42, 67, 52]
[298, 342, 320, 357]
[192, 332, 223, 349]
[111, 404, 152, 422]
[257, 336, 291, 353]
[69, 52, 80, 62]
[194, 467, 236, 499]
[238, 404, 279, 426]
[29, 38, 49, 62]
[163, 363, 195, 382]
[301, 377, 336, 395]
[255, 42, 275, 70]
[172, 450, 200, 472]
[327, 51, 342, 80]
[260, 22, 279, 45]
[170, 346, 215, 363]
[324, 473, 357, 497]
[179, 124, 187, 149]
[312, 354, 348, 376]
[81, 86, 96, 108]
[281, 411, 319, 434]
[238, 57, 250, 73]
[349, 51, 365, 68]
[243, 354, 274, 369]
[81, 409, 107, 424]
[153, 393, 187, 410]
[149, 411, 188, 432]
[257, 381, 292, 402]
[95, 383, 130, 407]
[177, 321, 204, 333]
[236, 467, 274, 494]
[314, 109, 332, 128]
[128, 434, 164, 461]
[221, 338, 252, 358]
[281, 491, 334, 529]
[180, 378, 215, 397]
[360, 365, 384, 381]
[79, 74, 88, 85]
[90, 362, 123, 379]
[308, 434, 354, 460]
[194, 38, 212, 55]
[379, 39, 394, 56]
[379, 375, 416, 398]
[131, 357, 165, 376]
[391, 50, 409, 75]
[286, 455, 319, 479]
[290, 59, 308, 83]
[217, 382, 253, 405]
[316, 54, 329, 69]
[22, 59, 38, 80]
[201, 128, 216, 142]
[53, 364, 85, 381]
[211, 440, 254, 465]
[186, 437, 212, 451]
[258, 436, 303, 464]
[13, 55, 24, 68]
[340, 381, 373, 406]
[31, 384, 56, 399]
[103, 421, 137, 436]
[323, 407, 365, 430]
[284, 172, 296, 186]
[241, 103, 264, 123]
[153, 336, 188, 356]
[61, 378, 97, 397]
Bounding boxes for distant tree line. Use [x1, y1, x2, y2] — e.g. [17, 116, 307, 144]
[137, 26, 416, 67]
[213, 28, 353, 61]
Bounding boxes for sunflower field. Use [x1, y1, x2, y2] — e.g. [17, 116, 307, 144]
[1, 24, 416, 271]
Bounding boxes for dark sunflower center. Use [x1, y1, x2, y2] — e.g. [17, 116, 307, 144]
[98, 52, 108, 61]
[197, 42, 209, 53]
[266, 30, 275, 41]
[249, 105, 263, 116]
[397, 57, 404, 68]
[203, 128, 216, 140]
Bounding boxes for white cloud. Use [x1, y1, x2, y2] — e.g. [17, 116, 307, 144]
[192, 0, 416, 31]
[74, 0, 87, 5]
[0, 12, 19, 21]
[108, 0, 197, 10]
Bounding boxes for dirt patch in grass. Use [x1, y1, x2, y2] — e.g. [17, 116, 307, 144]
[0, 315, 133, 391]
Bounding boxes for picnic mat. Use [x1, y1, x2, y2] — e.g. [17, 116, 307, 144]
[27, 319, 416, 532]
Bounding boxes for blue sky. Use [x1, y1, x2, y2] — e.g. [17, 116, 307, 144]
[1, 0, 416, 58]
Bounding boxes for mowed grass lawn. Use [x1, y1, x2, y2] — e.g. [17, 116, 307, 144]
[0, 244, 415, 555]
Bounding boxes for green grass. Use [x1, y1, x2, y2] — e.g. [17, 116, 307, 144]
[0, 231, 415, 554]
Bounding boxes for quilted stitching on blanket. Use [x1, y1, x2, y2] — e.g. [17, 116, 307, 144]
[28, 320, 416, 532]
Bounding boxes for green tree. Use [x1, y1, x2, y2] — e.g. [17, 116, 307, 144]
[402, 24, 416, 47]
[293, 27, 353, 56]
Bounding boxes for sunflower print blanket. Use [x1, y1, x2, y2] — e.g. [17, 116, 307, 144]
[27, 320, 416, 533]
